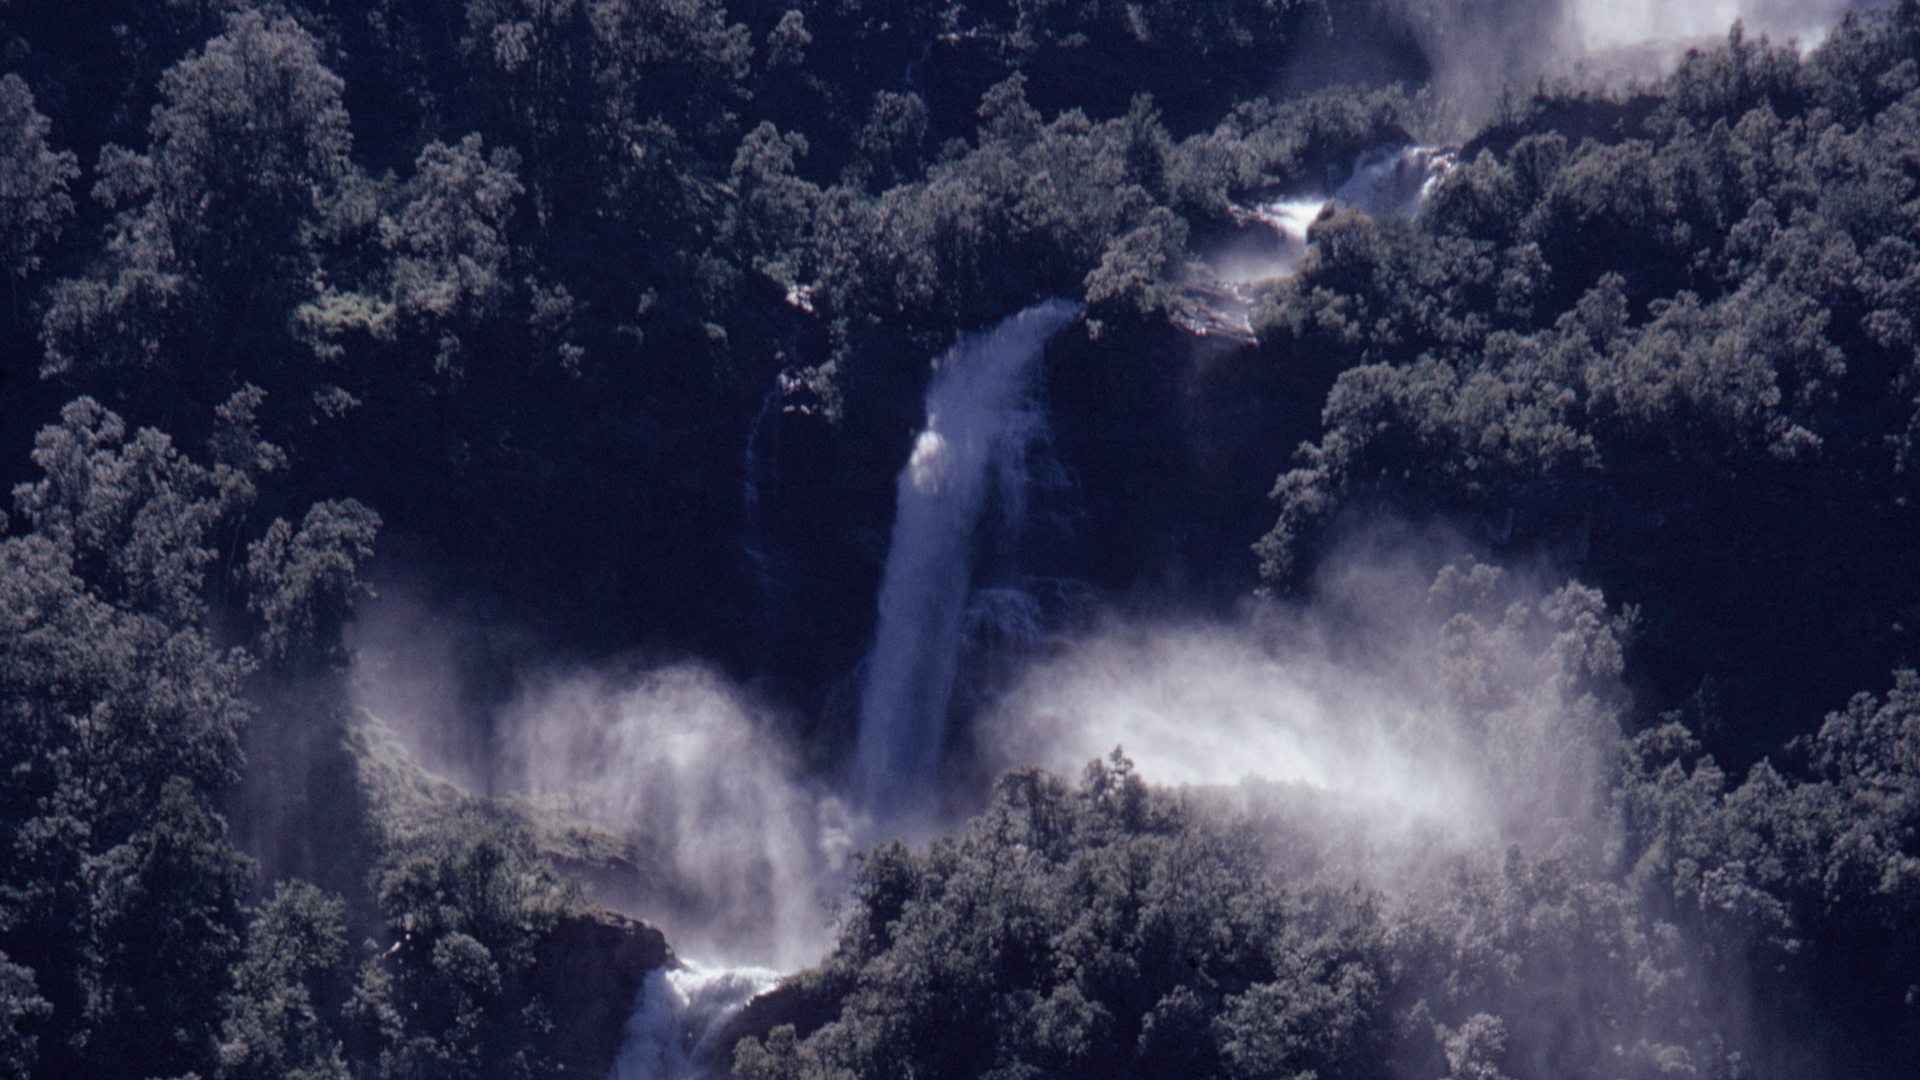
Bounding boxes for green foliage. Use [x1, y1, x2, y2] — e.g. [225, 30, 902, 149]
[8, 4, 1920, 1079]
[244, 499, 381, 663]
[1168, 85, 1430, 218]
[80, 775, 256, 1076]
[0, 73, 77, 281]
[1606, 672, 1920, 1068]
[1247, 12, 1920, 749]
[962, 0, 1306, 58]
[1388, 848, 1736, 1080]
[41, 8, 353, 375]
[0, 390, 391, 1079]
[736, 752, 1389, 1080]
[341, 716, 593, 1080]
[0, 398, 260, 1079]
[805, 79, 1189, 337]
[1254, 10, 1920, 573]
[217, 882, 352, 1080]
[12, 394, 267, 622]
[738, 738, 1768, 1080]
[298, 134, 525, 371]
[0, 953, 51, 1079]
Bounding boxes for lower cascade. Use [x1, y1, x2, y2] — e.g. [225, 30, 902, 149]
[614, 961, 784, 1080]
[851, 299, 1082, 822]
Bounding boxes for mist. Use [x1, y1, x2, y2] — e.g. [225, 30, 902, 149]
[12, 0, 1917, 1076]
[344, 597, 848, 971]
[978, 621, 1484, 826]
[1384, 0, 1875, 126]
[494, 667, 850, 972]
[335, 288, 1656, 1080]
[341, 330, 1630, 987]
[1571, 0, 1859, 52]
[976, 545, 1626, 887]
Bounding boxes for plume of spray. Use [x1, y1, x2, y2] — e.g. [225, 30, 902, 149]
[1570, 0, 1862, 53]
[852, 299, 1082, 825]
[494, 666, 850, 972]
[343, 606, 834, 1072]
[490, 668, 875, 1080]
[975, 540, 1627, 886]
[962, 533, 1771, 1072]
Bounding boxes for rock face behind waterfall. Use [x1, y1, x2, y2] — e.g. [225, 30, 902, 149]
[535, 911, 673, 1077]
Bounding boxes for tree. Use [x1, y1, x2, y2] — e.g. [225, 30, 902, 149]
[41, 8, 353, 377]
[217, 882, 351, 1080]
[346, 805, 586, 1080]
[0, 391, 378, 1079]
[1, 397, 258, 1078]
[0, 73, 78, 285]
[296, 134, 525, 375]
[0, 953, 51, 1079]
[245, 499, 382, 665]
[734, 754, 1390, 1080]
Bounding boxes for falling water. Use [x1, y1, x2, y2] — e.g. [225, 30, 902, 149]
[742, 376, 785, 614]
[1247, 145, 1459, 262]
[1332, 145, 1458, 217]
[614, 961, 783, 1080]
[743, 356, 813, 664]
[852, 299, 1082, 822]
[1181, 145, 1458, 339]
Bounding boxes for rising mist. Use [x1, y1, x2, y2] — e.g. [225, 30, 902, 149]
[1387, 0, 1871, 125]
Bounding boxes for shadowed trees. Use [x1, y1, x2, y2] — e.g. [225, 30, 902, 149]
[0, 393, 378, 1079]
[1252, 4, 1920, 755]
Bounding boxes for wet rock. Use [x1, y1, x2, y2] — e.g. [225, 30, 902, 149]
[1171, 278, 1259, 345]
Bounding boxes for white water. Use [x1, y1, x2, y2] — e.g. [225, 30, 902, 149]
[1184, 144, 1457, 341]
[1333, 145, 1457, 218]
[1214, 145, 1457, 287]
[852, 299, 1081, 823]
[614, 961, 783, 1080]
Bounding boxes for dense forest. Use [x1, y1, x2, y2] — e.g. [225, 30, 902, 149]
[6, 0, 1920, 1078]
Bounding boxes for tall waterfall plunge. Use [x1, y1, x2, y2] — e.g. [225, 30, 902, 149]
[853, 299, 1082, 822]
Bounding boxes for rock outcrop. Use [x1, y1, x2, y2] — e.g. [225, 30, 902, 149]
[536, 911, 673, 1077]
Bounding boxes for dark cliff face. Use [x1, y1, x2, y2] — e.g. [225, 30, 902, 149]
[534, 912, 673, 1078]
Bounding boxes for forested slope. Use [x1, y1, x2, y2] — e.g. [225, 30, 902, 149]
[3, 1, 1920, 1078]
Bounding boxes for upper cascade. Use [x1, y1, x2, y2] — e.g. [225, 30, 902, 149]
[1173, 145, 1458, 344]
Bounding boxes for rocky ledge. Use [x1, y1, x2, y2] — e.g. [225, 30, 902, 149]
[536, 911, 673, 1077]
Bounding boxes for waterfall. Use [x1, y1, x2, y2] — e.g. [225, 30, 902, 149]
[1184, 144, 1459, 340]
[1244, 146, 1459, 260]
[852, 299, 1081, 821]
[1331, 145, 1457, 218]
[743, 355, 812, 671]
[614, 961, 782, 1080]
[743, 375, 784, 625]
